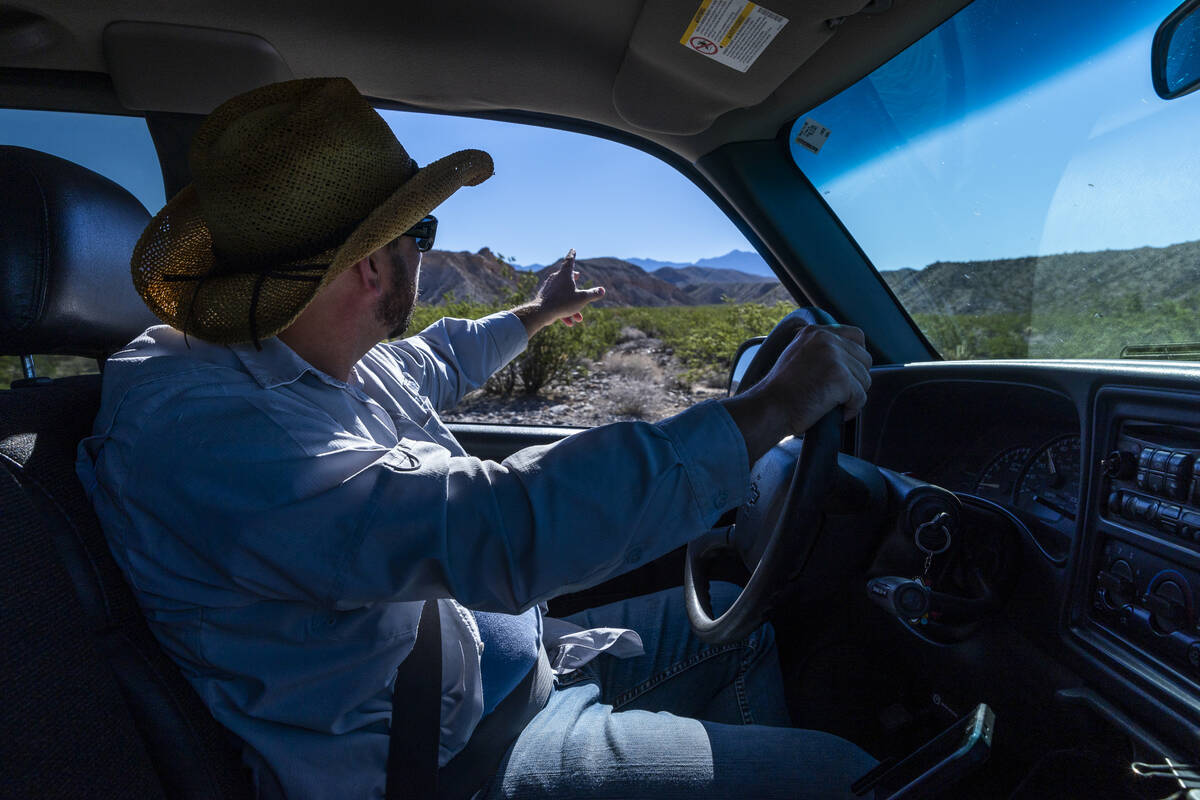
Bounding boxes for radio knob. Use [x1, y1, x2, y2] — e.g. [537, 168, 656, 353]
[1102, 450, 1137, 479]
[1098, 560, 1136, 608]
[1145, 579, 1190, 634]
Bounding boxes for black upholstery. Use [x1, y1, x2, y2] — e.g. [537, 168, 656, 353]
[0, 144, 158, 357]
[0, 148, 254, 798]
[0, 463, 166, 800]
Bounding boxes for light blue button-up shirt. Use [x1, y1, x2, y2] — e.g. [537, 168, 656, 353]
[75, 311, 751, 799]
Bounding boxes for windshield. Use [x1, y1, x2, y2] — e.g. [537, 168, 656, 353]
[793, 0, 1200, 361]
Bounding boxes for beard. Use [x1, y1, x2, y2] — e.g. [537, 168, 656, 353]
[376, 258, 418, 339]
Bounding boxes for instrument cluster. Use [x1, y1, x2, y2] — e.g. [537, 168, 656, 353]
[973, 434, 1082, 525]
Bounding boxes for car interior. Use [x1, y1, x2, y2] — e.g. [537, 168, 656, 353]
[4, 1, 1200, 798]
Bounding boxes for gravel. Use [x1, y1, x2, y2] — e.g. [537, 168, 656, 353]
[444, 335, 726, 427]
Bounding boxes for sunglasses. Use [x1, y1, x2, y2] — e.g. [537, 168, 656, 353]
[402, 215, 438, 252]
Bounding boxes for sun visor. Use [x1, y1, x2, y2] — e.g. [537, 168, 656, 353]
[103, 21, 293, 114]
[613, 0, 874, 135]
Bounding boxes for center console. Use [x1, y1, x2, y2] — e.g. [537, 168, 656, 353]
[1082, 388, 1200, 693]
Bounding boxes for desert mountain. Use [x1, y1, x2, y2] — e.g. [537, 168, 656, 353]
[693, 250, 775, 278]
[652, 266, 790, 304]
[421, 239, 1200, 314]
[625, 249, 774, 278]
[417, 247, 524, 305]
[881, 239, 1200, 316]
[652, 265, 766, 285]
[418, 249, 784, 307]
[623, 256, 692, 272]
[536, 257, 695, 307]
[681, 281, 792, 305]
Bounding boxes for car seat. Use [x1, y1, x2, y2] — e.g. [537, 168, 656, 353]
[0, 145, 254, 799]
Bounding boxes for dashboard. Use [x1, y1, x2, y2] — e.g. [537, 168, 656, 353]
[859, 378, 1081, 561]
[857, 361, 1200, 763]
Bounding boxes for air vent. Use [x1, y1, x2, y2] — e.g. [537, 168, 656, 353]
[1121, 343, 1200, 361]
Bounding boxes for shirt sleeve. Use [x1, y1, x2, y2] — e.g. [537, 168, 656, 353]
[117, 386, 749, 613]
[380, 311, 527, 411]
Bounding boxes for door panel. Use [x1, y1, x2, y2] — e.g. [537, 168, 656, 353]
[447, 422, 583, 461]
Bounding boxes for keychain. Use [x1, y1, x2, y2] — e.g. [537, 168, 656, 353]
[913, 511, 953, 582]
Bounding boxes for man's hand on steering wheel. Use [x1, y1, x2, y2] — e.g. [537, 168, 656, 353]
[687, 314, 874, 643]
[721, 323, 873, 465]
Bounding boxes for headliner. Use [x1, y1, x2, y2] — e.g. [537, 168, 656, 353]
[0, 0, 972, 161]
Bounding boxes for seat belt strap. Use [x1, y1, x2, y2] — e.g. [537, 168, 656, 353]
[386, 599, 441, 800]
[437, 646, 554, 800]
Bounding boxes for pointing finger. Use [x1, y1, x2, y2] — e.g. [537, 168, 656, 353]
[558, 248, 576, 274]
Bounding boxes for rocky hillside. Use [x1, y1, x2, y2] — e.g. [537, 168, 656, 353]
[536, 257, 695, 306]
[680, 281, 792, 304]
[421, 239, 1200, 315]
[652, 265, 764, 284]
[881, 239, 1200, 316]
[653, 265, 791, 304]
[417, 248, 524, 304]
[418, 248, 786, 307]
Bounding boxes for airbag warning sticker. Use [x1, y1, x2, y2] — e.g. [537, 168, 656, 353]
[680, 0, 788, 73]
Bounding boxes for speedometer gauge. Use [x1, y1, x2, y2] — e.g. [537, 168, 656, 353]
[1015, 435, 1081, 520]
[975, 446, 1032, 501]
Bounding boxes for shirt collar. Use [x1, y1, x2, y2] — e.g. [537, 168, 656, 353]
[229, 337, 357, 392]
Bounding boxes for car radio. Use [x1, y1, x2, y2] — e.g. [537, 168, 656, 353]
[1101, 423, 1200, 546]
[1090, 418, 1200, 682]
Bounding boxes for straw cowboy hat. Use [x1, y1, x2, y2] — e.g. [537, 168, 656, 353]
[131, 77, 494, 345]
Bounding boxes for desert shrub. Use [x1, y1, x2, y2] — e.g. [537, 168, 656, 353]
[912, 313, 1031, 360]
[608, 379, 656, 419]
[0, 354, 98, 387]
[402, 273, 621, 397]
[568, 311, 621, 362]
[913, 299, 1200, 361]
[0, 356, 23, 387]
[604, 301, 795, 382]
[517, 321, 575, 394]
[601, 352, 663, 384]
[485, 362, 518, 396]
[409, 299, 796, 394]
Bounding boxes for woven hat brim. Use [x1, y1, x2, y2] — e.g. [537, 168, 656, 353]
[325, 149, 494, 295]
[131, 149, 494, 345]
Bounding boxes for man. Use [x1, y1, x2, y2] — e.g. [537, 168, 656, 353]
[77, 78, 875, 798]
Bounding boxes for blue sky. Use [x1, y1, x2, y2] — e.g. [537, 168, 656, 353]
[0, 106, 754, 268]
[796, 0, 1200, 271]
[376, 111, 753, 266]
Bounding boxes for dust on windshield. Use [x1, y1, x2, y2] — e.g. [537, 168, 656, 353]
[792, 0, 1200, 361]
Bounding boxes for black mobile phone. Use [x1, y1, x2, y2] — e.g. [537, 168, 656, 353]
[852, 703, 994, 799]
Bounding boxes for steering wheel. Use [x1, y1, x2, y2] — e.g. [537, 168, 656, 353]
[683, 308, 843, 644]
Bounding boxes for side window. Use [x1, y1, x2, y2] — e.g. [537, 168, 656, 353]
[379, 109, 796, 427]
[0, 109, 165, 387]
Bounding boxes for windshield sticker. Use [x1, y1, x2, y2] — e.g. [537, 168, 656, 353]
[679, 0, 788, 73]
[793, 117, 831, 154]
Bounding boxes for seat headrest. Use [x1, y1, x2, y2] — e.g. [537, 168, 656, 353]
[0, 145, 160, 358]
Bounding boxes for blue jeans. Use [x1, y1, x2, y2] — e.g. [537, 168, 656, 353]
[481, 583, 877, 799]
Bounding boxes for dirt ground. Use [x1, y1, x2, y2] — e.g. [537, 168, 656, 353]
[445, 332, 727, 428]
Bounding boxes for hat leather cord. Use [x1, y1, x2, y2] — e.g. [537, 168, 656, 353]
[159, 264, 325, 349]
